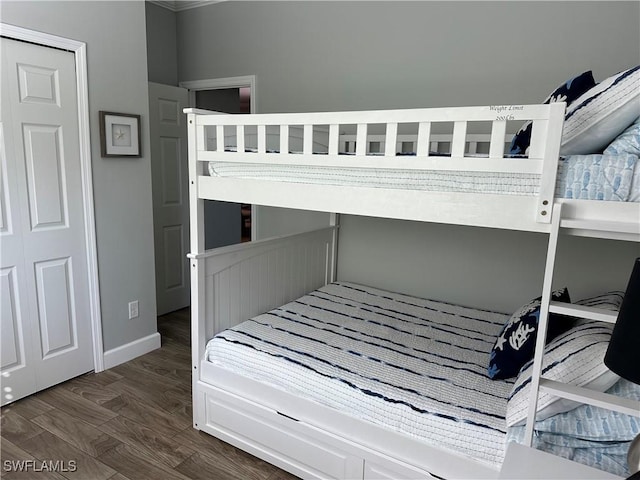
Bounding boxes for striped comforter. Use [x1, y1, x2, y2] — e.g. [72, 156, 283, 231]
[205, 282, 514, 467]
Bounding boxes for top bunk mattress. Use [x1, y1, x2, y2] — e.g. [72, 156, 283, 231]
[205, 282, 514, 468]
[208, 153, 639, 202]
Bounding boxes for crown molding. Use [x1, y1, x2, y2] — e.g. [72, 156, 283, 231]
[148, 0, 224, 12]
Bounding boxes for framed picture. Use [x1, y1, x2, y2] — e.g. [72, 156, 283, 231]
[99, 111, 141, 157]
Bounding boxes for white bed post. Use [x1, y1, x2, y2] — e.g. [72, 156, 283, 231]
[329, 213, 340, 282]
[187, 112, 206, 430]
[533, 102, 565, 224]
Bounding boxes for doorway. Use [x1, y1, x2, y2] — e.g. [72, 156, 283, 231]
[180, 76, 256, 247]
[148, 77, 255, 314]
[197, 87, 252, 245]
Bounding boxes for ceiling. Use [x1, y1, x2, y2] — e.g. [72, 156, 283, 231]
[148, 0, 223, 12]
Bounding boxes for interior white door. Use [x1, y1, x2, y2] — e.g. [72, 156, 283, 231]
[0, 38, 94, 405]
[148, 82, 190, 316]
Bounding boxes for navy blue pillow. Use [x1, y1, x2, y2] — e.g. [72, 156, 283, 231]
[488, 288, 572, 380]
[509, 71, 596, 155]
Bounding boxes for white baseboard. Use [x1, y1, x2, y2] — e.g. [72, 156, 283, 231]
[102, 332, 161, 370]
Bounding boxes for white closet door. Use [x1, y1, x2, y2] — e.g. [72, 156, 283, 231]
[148, 82, 190, 316]
[0, 38, 94, 406]
[0, 118, 36, 404]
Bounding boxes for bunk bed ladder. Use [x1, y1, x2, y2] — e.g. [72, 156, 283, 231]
[523, 203, 563, 444]
[523, 202, 640, 449]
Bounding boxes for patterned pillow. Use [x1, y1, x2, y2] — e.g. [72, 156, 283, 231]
[604, 117, 640, 156]
[505, 291, 623, 427]
[509, 71, 596, 155]
[561, 65, 640, 155]
[488, 288, 572, 380]
[556, 154, 637, 201]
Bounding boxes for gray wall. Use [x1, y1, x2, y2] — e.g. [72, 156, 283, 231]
[2, 1, 158, 350]
[146, 1, 178, 86]
[337, 216, 638, 313]
[177, 2, 639, 112]
[175, 1, 640, 313]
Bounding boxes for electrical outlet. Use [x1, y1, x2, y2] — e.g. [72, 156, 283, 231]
[128, 300, 139, 320]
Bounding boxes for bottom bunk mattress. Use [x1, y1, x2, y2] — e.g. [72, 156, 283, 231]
[205, 282, 514, 468]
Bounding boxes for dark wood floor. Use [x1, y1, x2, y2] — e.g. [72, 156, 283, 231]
[1, 308, 298, 480]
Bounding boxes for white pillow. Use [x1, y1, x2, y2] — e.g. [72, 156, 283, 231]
[560, 66, 640, 156]
[505, 292, 623, 427]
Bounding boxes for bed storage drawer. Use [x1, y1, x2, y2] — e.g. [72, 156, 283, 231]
[202, 387, 364, 479]
[364, 459, 440, 479]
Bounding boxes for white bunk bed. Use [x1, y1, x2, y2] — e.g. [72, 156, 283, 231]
[186, 103, 640, 480]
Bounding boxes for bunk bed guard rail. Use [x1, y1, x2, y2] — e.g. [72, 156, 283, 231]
[186, 103, 566, 226]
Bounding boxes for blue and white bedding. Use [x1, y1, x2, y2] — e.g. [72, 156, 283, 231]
[557, 117, 640, 201]
[206, 282, 638, 473]
[507, 379, 640, 477]
[556, 154, 639, 201]
[206, 282, 514, 467]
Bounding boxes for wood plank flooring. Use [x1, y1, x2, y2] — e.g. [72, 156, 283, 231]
[1, 308, 298, 480]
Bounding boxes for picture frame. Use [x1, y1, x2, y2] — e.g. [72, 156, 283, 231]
[99, 111, 142, 157]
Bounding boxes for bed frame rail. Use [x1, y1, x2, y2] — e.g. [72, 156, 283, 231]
[339, 132, 513, 156]
[186, 103, 566, 227]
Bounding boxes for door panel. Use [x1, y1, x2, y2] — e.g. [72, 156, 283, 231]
[34, 257, 77, 358]
[0, 264, 35, 404]
[163, 224, 185, 290]
[17, 63, 60, 105]
[159, 136, 182, 205]
[1, 37, 94, 405]
[0, 266, 25, 369]
[149, 82, 190, 315]
[23, 124, 68, 229]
